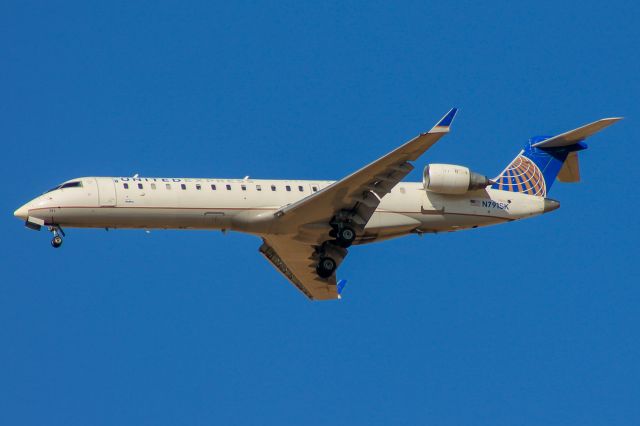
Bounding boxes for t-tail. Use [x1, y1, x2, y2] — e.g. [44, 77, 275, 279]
[492, 117, 622, 197]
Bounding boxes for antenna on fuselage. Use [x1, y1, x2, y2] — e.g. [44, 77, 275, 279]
[243, 176, 250, 181]
[133, 173, 139, 178]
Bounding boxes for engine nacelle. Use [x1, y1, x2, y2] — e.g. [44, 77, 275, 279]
[423, 164, 492, 195]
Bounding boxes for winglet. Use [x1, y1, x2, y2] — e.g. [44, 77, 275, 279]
[437, 107, 458, 127]
[337, 279, 347, 298]
[432, 108, 458, 132]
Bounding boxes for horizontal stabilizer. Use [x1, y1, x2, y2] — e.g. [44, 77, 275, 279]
[532, 117, 622, 148]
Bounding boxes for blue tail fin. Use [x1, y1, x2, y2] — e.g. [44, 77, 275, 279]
[491, 141, 585, 197]
[492, 117, 621, 197]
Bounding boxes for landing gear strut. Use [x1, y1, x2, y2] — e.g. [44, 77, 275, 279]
[49, 226, 65, 248]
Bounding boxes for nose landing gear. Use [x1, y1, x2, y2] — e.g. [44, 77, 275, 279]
[51, 235, 63, 248]
[48, 226, 65, 248]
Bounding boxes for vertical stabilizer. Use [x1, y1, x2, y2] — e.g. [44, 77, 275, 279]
[492, 117, 621, 196]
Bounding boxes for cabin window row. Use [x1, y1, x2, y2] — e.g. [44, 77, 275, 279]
[122, 183, 319, 192]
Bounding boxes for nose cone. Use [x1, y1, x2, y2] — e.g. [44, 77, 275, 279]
[543, 198, 560, 213]
[14, 204, 29, 220]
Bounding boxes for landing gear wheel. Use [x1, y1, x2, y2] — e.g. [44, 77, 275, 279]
[51, 235, 63, 248]
[335, 226, 356, 248]
[316, 256, 337, 278]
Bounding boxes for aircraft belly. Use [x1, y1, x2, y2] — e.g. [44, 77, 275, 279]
[358, 212, 420, 243]
[416, 213, 503, 232]
[53, 207, 236, 229]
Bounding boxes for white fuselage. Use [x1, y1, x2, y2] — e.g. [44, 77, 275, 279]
[15, 177, 553, 244]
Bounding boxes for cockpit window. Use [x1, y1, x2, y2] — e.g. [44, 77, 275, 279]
[45, 181, 83, 193]
[60, 181, 83, 189]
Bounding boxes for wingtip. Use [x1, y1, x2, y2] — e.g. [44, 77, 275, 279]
[436, 107, 459, 128]
[597, 116, 624, 129]
[337, 279, 347, 296]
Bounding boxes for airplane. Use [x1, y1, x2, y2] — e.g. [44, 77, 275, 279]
[13, 109, 621, 300]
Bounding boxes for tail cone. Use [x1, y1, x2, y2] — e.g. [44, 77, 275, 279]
[543, 198, 560, 213]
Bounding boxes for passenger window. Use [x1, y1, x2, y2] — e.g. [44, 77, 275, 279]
[123, 183, 129, 189]
[226, 184, 231, 190]
[196, 184, 201, 190]
[181, 184, 186, 190]
[286, 185, 291, 192]
[211, 184, 216, 190]
[241, 185, 247, 191]
[256, 185, 262, 191]
[271, 185, 276, 191]
[138, 183, 143, 189]
[166, 184, 171, 190]
[151, 183, 156, 190]
[298, 185, 304, 192]
[312, 186, 318, 192]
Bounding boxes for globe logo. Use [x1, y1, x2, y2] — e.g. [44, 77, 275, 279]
[494, 155, 546, 197]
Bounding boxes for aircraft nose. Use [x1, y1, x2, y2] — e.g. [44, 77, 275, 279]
[543, 198, 560, 213]
[14, 204, 29, 220]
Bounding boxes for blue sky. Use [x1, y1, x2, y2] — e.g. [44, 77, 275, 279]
[2, 1, 639, 424]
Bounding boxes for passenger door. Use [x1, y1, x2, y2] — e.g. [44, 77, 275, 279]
[96, 178, 117, 206]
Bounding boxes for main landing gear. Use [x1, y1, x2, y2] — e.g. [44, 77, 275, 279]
[314, 213, 358, 279]
[329, 223, 356, 248]
[335, 226, 356, 248]
[49, 226, 65, 248]
[314, 237, 348, 279]
[316, 256, 337, 278]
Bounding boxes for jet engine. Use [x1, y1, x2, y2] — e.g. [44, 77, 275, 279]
[423, 164, 492, 195]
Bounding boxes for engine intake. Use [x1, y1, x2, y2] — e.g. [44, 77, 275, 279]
[423, 164, 492, 195]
